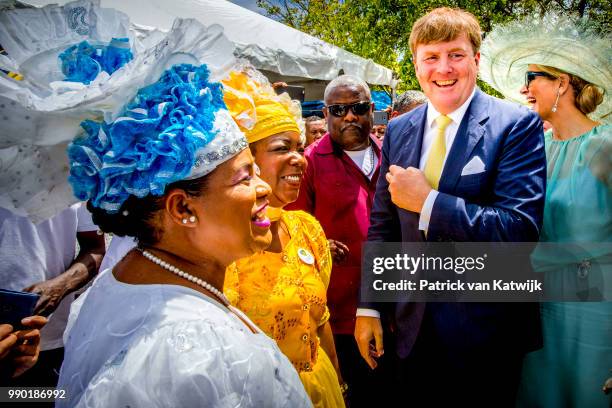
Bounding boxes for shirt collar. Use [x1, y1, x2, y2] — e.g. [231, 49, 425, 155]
[426, 88, 476, 129]
[316, 132, 381, 155]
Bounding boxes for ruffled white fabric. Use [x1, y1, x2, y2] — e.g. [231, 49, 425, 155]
[0, 0, 132, 84]
[0, 1, 238, 222]
[58, 270, 311, 407]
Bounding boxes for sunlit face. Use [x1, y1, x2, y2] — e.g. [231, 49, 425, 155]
[373, 124, 386, 141]
[305, 119, 327, 145]
[519, 64, 560, 121]
[414, 34, 479, 114]
[251, 131, 306, 208]
[324, 85, 373, 151]
[195, 148, 272, 265]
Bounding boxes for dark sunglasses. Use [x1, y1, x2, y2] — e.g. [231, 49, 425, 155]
[326, 101, 371, 117]
[525, 71, 556, 88]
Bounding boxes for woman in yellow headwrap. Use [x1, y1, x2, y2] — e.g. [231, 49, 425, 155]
[223, 70, 346, 407]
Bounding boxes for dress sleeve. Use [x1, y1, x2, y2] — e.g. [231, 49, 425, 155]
[585, 129, 612, 187]
[75, 201, 98, 232]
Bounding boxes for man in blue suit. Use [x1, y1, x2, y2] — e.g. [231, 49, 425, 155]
[354, 7, 546, 406]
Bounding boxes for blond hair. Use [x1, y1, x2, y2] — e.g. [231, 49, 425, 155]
[409, 7, 482, 58]
[533, 64, 604, 115]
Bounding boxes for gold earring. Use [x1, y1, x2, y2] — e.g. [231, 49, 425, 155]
[551, 88, 561, 113]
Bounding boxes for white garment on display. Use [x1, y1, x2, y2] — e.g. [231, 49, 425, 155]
[0, 202, 97, 350]
[58, 271, 311, 408]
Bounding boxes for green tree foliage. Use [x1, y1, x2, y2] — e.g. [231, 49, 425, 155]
[256, 0, 610, 95]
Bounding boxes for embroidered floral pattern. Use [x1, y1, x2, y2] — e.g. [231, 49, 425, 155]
[224, 210, 333, 372]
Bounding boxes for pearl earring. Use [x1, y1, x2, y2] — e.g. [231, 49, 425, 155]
[181, 218, 188, 224]
[189, 215, 196, 223]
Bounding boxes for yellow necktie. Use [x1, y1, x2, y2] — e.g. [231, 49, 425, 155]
[424, 114, 452, 190]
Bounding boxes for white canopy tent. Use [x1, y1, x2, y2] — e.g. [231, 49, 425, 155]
[23, 0, 397, 99]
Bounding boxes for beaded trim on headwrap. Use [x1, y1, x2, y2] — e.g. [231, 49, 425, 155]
[67, 63, 247, 213]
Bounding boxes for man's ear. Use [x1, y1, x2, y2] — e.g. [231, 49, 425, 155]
[474, 51, 481, 68]
[322, 106, 329, 119]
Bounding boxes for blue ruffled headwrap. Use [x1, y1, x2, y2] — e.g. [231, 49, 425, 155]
[60, 38, 133, 84]
[68, 63, 243, 213]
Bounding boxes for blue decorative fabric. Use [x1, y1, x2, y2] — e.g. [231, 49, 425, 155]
[68, 64, 226, 213]
[371, 91, 391, 111]
[301, 100, 324, 118]
[60, 38, 133, 84]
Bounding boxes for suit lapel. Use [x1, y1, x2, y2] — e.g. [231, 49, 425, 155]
[397, 105, 426, 169]
[439, 90, 488, 192]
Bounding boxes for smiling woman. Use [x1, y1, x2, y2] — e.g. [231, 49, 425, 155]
[223, 69, 346, 408]
[251, 131, 306, 208]
[56, 62, 310, 408]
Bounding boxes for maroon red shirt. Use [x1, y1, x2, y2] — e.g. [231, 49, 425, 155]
[287, 133, 381, 335]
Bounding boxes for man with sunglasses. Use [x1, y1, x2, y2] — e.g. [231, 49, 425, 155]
[355, 7, 547, 406]
[289, 75, 396, 408]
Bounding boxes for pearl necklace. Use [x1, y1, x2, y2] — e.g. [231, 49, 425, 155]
[140, 249, 230, 307]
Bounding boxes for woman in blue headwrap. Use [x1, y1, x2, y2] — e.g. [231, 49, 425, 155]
[56, 62, 310, 408]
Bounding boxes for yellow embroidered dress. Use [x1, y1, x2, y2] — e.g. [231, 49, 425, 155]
[225, 210, 344, 408]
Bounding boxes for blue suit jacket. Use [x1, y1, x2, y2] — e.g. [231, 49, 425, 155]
[365, 89, 546, 359]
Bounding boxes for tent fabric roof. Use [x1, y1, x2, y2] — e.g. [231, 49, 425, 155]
[24, 0, 396, 85]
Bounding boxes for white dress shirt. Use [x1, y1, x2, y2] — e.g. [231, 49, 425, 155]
[356, 89, 476, 319]
[418, 89, 476, 233]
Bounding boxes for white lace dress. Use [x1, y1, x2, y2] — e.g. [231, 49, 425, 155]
[57, 270, 311, 408]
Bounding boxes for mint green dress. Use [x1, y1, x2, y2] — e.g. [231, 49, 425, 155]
[517, 125, 612, 407]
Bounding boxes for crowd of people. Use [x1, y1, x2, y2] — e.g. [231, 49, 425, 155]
[0, 2, 610, 407]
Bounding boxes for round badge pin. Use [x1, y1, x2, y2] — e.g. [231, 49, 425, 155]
[297, 248, 315, 265]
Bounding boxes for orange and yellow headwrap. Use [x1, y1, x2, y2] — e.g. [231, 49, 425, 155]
[222, 70, 302, 144]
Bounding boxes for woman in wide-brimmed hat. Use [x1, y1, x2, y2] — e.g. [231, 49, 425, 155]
[481, 14, 611, 408]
